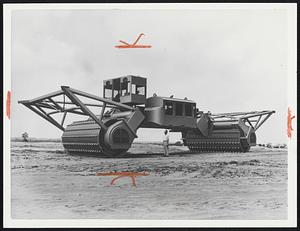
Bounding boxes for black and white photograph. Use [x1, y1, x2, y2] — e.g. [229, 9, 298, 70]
[3, 3, 297, 228]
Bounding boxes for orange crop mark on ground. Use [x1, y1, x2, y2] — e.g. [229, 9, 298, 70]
[96, 171, 149, 187]
[6, 91, 11, 119]
[115, 33, 152, 48]
[287, 107, 295, 138]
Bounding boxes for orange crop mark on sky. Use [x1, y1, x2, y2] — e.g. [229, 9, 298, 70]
[115, 33, 152, 48]
[287, 107, 295, 138]
[6, 91, 11, 119]
[96, 171, 150, 187]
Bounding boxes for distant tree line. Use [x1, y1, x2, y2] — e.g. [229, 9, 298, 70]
[257, 143, 287, 149]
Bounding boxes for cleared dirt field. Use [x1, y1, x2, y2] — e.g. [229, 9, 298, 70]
[11, 141, 287, 219]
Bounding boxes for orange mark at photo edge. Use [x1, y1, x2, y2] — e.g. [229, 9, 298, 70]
[96, 172, 150, 187]
[115, 33, 152, 49]
[6, 91, 11, 119]
[115, 45, 152, 49]
[287, 107, 295, 138]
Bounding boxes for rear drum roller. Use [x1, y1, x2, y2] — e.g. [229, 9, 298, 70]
[240, 140, 250, 152]
[185, 129, 246, 153]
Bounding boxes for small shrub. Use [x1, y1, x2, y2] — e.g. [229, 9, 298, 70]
[280, 144, 287, 148]
[266, 143, 272, 148]
[22, 132, 29, 142]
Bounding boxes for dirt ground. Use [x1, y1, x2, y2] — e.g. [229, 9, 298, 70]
[11, 141, 287, 219]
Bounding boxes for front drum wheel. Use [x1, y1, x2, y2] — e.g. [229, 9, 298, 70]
[98, 120, 130, 158]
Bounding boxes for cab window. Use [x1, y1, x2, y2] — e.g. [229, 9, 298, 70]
[185, 104, 193, 116]
[132, 84, 145, 95]
[121, 79, 129, 96]
[104, 88, 112, 98]
[175, 103, 183, 116]
[104, 82, 112, 98]
[131, 84, 136, 94]
[136, 85, 145, 95]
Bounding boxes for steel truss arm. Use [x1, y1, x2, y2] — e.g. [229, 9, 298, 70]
[18, 86, 134, 131]
[211, 110, 275, 132]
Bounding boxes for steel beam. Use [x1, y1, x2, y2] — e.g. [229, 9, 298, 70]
[48, 98, 62, 110]
[24, 104, 65, 131]
[45, 100, 116, 108]
[61, 86, 108, 131]
[61, 112, 67, 127]
[241, 111, 275, 119]
[254, 115, 262, 130]
[69, 87, 133, 110]
[99, 102, 107, 121]
[245, 118, 254, 129]
[35, 102, 58, 110]
[18, 90, 64, 104]
[254, 114, 272, 131]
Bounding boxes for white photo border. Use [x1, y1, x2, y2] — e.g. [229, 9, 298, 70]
[3, 3, 297, 228]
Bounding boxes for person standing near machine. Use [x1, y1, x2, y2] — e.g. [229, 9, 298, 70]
[163, 129, 170, 156]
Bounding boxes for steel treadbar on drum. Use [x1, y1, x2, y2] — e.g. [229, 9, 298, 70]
[19, 75, 275, 157]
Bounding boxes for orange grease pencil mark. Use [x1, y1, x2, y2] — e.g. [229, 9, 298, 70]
[6, 91, 11, 119]
[96, 171, 149, 187]
[287, 107, 295, 138]
[115, 33, 152, 49]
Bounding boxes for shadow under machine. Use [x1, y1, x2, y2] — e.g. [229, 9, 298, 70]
[19, 75, 275, 157]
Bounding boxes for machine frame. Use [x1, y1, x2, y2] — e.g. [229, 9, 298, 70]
[19, 75, 275, 157]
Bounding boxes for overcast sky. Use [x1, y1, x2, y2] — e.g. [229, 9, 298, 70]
[11, 8, 288, 144]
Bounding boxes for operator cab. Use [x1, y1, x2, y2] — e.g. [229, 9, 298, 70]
[143, 96, 197, 129]
[103, 75, 147, 105]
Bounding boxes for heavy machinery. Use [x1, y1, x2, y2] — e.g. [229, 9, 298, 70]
[19, 75, 275, 157]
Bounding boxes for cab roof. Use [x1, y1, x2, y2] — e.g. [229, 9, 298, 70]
[159, 96, 196, 104]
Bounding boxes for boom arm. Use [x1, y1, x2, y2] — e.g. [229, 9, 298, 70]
[210, 110, 276, 132]
[18, 86, 134, 132]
